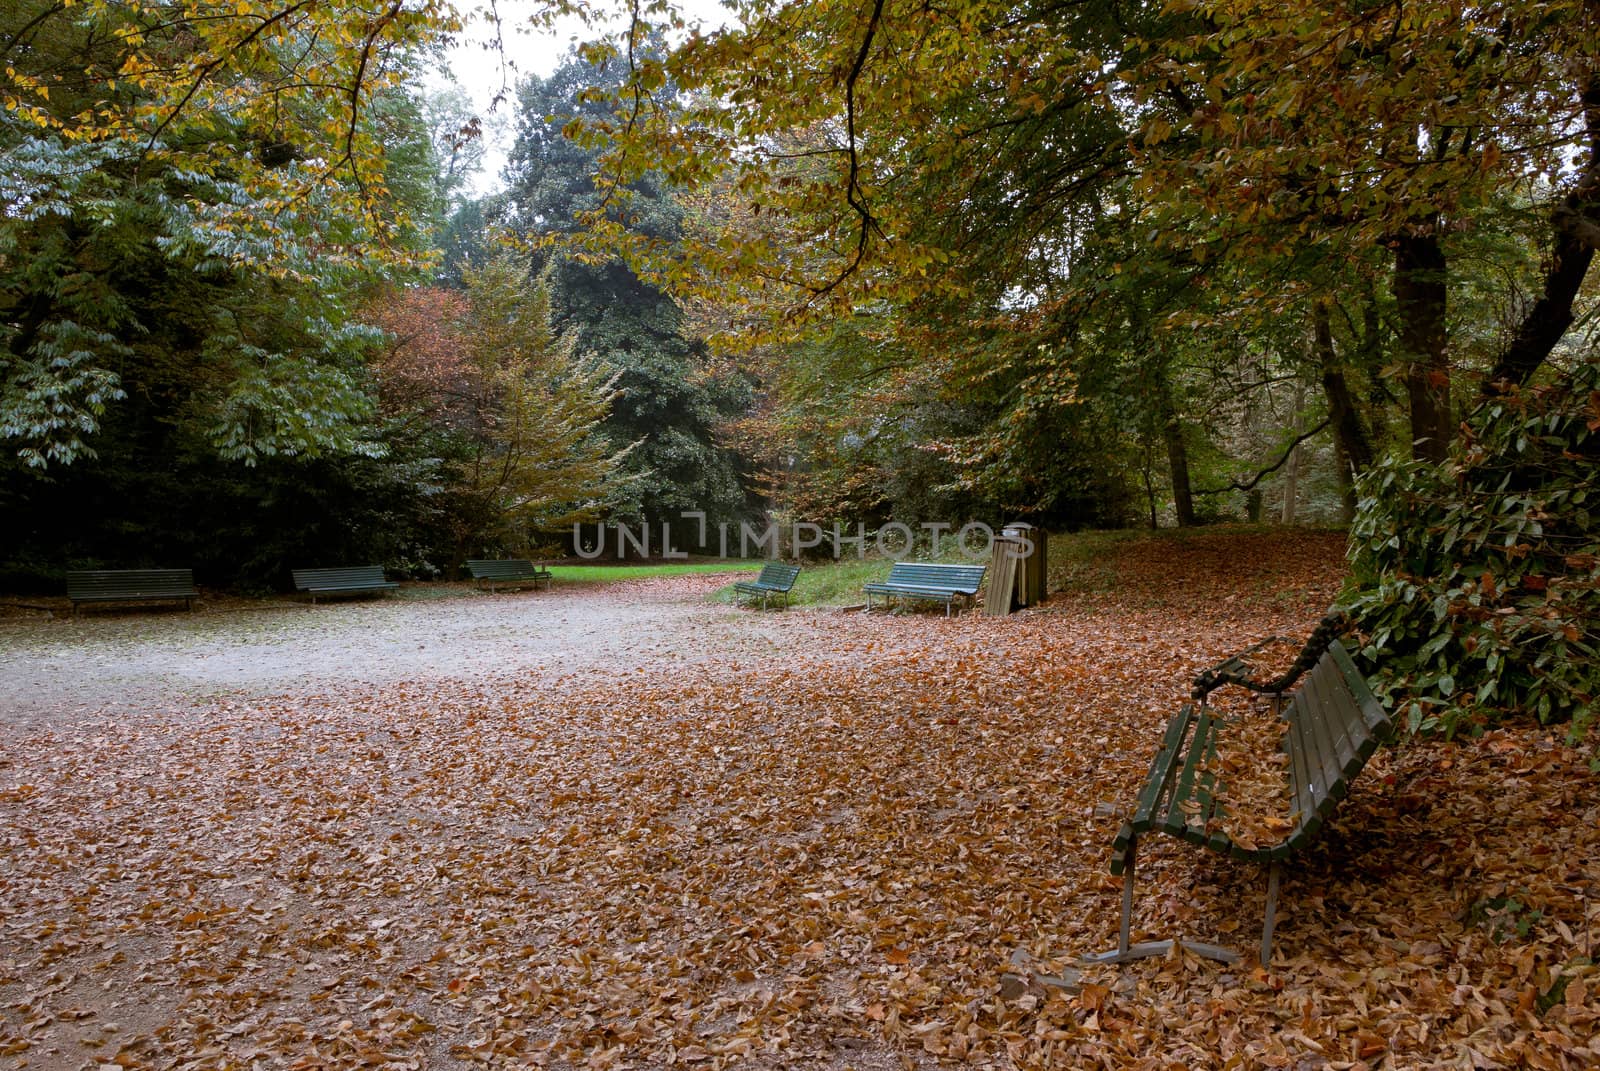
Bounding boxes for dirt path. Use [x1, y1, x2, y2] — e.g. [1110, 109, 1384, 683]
[0, 576, 806, 731]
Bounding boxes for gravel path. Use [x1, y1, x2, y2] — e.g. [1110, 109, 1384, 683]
[0, 576, 812, 731]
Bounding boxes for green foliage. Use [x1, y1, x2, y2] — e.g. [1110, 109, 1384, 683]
[559, 562, 761, 584]
[1340, 365, 1600, 741]
[450, 254, 637, 548]
[1468, 893, 1546, 945]
[505, 50, 755, 537]
[0, 1, 479, 586]
[0, 0, 453, 469]
[574, 0, 1597, 535]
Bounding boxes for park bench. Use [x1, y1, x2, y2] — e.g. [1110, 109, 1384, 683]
[1088, 624, 1391, 967]
[66, 568, 198, 616]
[291, 565, 398, 604]
[733, 562, 802, 609]
[863, 561, 986, 616]
[466, 559, 552, 592]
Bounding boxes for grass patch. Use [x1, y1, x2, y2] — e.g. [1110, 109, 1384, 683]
[555, 562, 762, 584]
[1045, 529, 1144, 596]
[711, 556, 978, 609]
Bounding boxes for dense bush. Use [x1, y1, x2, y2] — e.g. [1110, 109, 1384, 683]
[1341, 364, 1600, 745]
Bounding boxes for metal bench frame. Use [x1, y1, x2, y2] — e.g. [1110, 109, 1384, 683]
[466, 559, 553, 593]
[1088, 636, 1391, 967]
[733, 563, 801, 609]
[863, 562, 986, 617]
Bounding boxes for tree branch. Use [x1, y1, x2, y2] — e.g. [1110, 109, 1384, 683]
[1484, 68, 1600, 391]
[1193, 416, 1333, 496]
[806, 0, 887, 300]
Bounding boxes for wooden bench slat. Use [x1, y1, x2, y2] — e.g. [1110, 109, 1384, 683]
[863, 562, 986, 615]
[1186, 729, 1236, 856]
[466, 560, 552, 591]
[1314, 666, 1366, 780]
[1159, 710, 1217, 838]
[1133, 705, 1195, 827]
[1290, 697, 1342, 827]
[1323, 684, 1373, 785]
[1110, 705, 1196, 874]
[1331, 642, 1393, 744]
[735, 563, 801, 608]
[1298, 668, 1346, 803]
[1283, 707, 1326, 844]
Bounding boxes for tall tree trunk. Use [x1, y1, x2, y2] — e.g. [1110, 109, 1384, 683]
[1159, 383, 1196, 526]
[1314, 299, 1374, 522]
[1486, 74, 1600, 391]
[1393, 225, 1452, 462]
[1140, 453, 1158, 529]
[1332, 438, 1356, 523]
[1280, 382, 1306, 525]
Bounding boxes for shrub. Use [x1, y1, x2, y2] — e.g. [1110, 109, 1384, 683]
[1339, 364, 1600, 744]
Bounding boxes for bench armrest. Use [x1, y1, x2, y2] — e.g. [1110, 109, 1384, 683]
[1189, 612, 1353, 703]
[1191, 636, 1286, 701]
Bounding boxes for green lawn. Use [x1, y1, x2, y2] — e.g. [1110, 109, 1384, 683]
[711, 556, 971, 609]
[553, 562, 762, 583]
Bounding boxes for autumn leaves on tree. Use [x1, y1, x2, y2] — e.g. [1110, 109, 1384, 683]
[369, 256, 635, 563]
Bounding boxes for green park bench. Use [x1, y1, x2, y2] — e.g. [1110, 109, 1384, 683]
[1087, 630, 1391, 967]
[733, 562, 801, 609]
[863, 561, 986, 616]
[291, 565, 398, 604]
[466, 559, 553, 592]
[66, 568, 198, 616]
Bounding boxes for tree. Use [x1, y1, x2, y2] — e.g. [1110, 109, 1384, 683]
[0, 0, 467, 466]
[504, 49, 755, 540]
[579, 0, 1597, 479]
[369, 255, 636, 562]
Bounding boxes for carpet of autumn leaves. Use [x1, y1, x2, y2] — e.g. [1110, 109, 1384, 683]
[3, 530, 1599, 1070]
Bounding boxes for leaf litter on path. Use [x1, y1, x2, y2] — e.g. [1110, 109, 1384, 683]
[2, 531, 1598, 1069]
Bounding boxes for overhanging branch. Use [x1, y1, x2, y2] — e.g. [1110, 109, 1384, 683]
[1193, 416, 1333, 497]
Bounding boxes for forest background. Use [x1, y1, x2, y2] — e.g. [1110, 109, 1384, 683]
[1, 0, 1597, 739]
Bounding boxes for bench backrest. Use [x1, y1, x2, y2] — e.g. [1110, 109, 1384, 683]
[884, 561, 986, 594]
[66, 568, 195, 599]
[755, 562, 801, 589]
[292, 566, 388, 590]
[466, 559, 540, 579]
[1281, 639, 1392, 846]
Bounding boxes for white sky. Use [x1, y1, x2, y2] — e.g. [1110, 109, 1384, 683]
[432, 0, 736, 196]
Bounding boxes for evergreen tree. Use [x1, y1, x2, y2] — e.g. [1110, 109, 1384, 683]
[503, 51, 754, 544]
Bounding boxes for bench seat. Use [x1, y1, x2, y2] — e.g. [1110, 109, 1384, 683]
[864, 562, 986, 616]
[292, 566, 398, 604]
[733, 563, 801, 609]
[66, 569, 197, 615]
[1090, 637, 1390, 966]
[466, 559, 552, 592]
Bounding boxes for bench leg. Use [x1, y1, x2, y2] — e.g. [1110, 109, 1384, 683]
[1082, 840, 1148, 963]
[1119, 848, 1135, 955]
[1261, 861, 1282, 967]
[1082, 838, 1241, 966]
